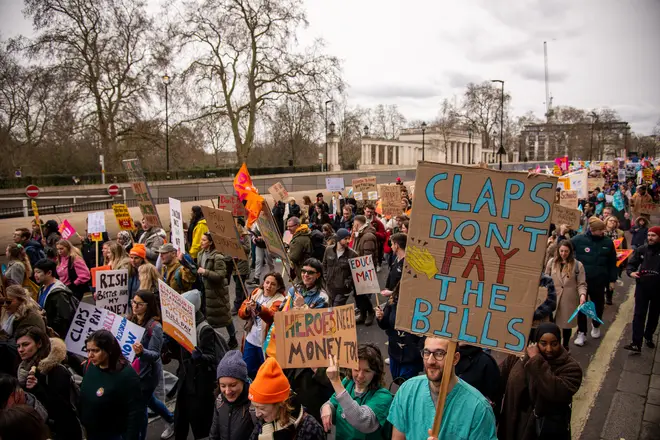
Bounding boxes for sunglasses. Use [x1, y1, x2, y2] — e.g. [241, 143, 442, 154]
[0, 299, 12, 307]
[301, 269, 318, 275]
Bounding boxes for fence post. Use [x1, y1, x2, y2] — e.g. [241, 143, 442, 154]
[123, 188, 127, 204]
[22, 199, 28, 218]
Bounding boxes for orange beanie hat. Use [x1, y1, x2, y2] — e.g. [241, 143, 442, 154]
[248, 358, 290, 404]
[130, 243, 147, 260]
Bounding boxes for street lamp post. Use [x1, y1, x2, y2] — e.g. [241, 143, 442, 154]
[162, 74, 171, 174]
[467, 125, 473, 164]
[325, 99, 333, 172]
[491, 79, 506, 170]
[421, 122, 427, 161]
[589, 111, 598, 161]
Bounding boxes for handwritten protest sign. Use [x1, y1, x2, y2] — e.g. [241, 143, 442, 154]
[169, 198, 185, 250]
[349, 255, 380, 295]
[559, 190, 578, 209]
[200, 206, 247, 260]
[87, 211, 106, 234]
[59, 220, 76, 240]
[395, 163, 556, 355]
[326, 177, 345, 192]
[566, 169, 588, 199]
[551, 205, 581, 230]
[122, 158, 161, 228]
[352, 176, 377, 203]
[640, 202, 660, 216]
[380, 185, 401, 217]
[268, 182, 289, 203]
[257, 203, 288, 260]
[159, 280, 197, 352]
[274, 304, 358, 369]
[588, 177, 605, 193]
[95, 269, 129, 315]
[643, 168, 653, 183]
[112, 204, 135, 230]
[65, 302, 144, 362]
[217, 194, 248, 217]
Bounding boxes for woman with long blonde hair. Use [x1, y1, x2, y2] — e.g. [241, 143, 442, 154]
[138, 263, 159, 294]
[105, 241, 130, 270]
[4, 244, 32, 287]
[55, 239, 91, 300]
[0, 285, 46, 337]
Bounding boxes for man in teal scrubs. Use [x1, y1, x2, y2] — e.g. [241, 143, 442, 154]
[388, 337, 497, 439]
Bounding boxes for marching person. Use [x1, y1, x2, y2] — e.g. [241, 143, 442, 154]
[364, 204, 386, 272]
[351, 215, 378, 326]
[187, 206, 209, 260]
[157, 244, 196, 294]
[387, 336, 497, 439]
[138, 217, 166, 265]
[321, 344, 393, 439]
[209, 350, 255, 440]
[55, 239, 91, 301]
[0, 285, 46, 337]
[498, 323, 583, 440]
[33, 259, 77, 339]
[382, 233, 406, 296]
[333, 205, 355, 232]
[13, 228, 45, 270]
[322, 228, 358, 307]
[117, 230, 134, 255]
[571, 217, 617, 346]
[286, 217, 313, 283]
[624, 226, 660, 352]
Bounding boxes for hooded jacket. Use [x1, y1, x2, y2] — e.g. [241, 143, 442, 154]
[188, 218, 209, 260]
[631, 217, 650, 248]
[626, 242, 660, 293]
[19, 338, 83, 440]
[288, 225, 313, 280]
[455, 345, 501, 409]
[322, 244, 358, 297]
[200, 249, 232, 328]
[138, 227, 166, 264]
[22, 239, 45, 268]
[353, 224, 378, 258]
[209, 383, 255, 440]
[37, 280, 76, 339]
[571, 232, 617, 283]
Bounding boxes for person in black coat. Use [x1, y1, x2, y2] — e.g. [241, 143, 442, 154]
[287, 198, 302, 221]
[333, 205, 355, 232]
[455, 344, 501, 415]
[165, 291, 219, 440]
[272, 201, 286, 237]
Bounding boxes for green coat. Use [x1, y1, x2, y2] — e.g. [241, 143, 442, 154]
[288, 225, 313, 282]
[571, 232, 617, 283]
[199, 249, 231, 327]
[329, 378, 393, 440]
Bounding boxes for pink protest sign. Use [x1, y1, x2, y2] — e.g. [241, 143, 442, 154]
[59, 219, 76, 240]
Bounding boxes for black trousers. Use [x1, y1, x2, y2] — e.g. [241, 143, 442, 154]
[578, 280, 607, 333]
[632, 287, 660, 346]
[174, 392, 214, 440]
[354, 292, 373, 317]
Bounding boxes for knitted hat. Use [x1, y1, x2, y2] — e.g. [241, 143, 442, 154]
[129, 243, 147, 259]
[336, 228, 351, 241]
[182, 290, 202, 313]
[216, 350, 249, 382]
[248, 358, 290, 404]
[649, 226, 660, 236]
[588, 217, 606, 231]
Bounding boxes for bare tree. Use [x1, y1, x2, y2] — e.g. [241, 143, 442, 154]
[461, 81, 511, 151]
[433, 98, 459, 163]
[372, 104, 406, 139]
[173, 0, 343, 164]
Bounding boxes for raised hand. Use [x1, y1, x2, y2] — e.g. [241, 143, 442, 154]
[407, 246, 438, 279]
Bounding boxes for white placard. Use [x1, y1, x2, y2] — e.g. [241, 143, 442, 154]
[169, 197, 185, 250]
[95, 269, 129, 315]
[349, 254, 380, 295]
[566, 169, 588, 199]
[618, 169, 626, 183]
[325, 177, 345, 192]
[87, 211, 106, 234]
[159, 280, 197, 352]
[65, 302, 145, 362]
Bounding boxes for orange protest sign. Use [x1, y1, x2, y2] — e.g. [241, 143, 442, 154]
[616, 249, 633, 267]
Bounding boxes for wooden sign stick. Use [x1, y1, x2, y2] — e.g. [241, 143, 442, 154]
[430, 340, 458, 438]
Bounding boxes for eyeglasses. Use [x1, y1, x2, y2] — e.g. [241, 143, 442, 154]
[421, 349, 447, 361]
[0, 299, 12, 307]
[131, 300, 147, 307]
[300, 269, 318, 275]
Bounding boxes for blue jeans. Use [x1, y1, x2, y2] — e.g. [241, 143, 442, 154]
[140, 392, 174, 440]
[243, 339, 265, 379]
[389, 357, 423, 382]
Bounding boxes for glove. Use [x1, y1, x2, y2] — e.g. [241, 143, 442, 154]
[191, 349, 202, 360]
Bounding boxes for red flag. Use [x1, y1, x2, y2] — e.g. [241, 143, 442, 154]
[233, 163, 263, 227]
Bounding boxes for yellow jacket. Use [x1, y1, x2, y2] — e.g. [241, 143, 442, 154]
[188, 219, 209, 259]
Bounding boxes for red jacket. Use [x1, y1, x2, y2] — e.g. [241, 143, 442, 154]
[370, 218, 386, 243]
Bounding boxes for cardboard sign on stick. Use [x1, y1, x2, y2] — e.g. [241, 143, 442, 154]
[551, 205, 581, 230]
[122, 159, 161, 228]
[87, 211, 106, 234]
[257, 203, 288, 261]
[325, 177, 345, 192]
[95, 269, 129, 315]
[394, 163, 556, 355]
[112, 204, 135, 231]
[380, 185, 401, 217]
[168, 198, 185, 250]
[217, 194, 248, 217]
[274, 304, 358, 369]
[352, 177, 377, 195]
[65, 302, 144, 362]
[268, 182, 289, 203]
[159, 280, 197, 353]
[349, 255, 380, 295]
[201, 206, 248, 260]
[559, 190, 578, 209]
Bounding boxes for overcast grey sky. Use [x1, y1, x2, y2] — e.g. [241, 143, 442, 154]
[2, 0, 659, 134]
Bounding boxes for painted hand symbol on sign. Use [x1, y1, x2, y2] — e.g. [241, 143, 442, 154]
[407, 245, 438, 279]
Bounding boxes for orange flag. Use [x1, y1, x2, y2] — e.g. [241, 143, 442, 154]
[233, 163, 263, 227]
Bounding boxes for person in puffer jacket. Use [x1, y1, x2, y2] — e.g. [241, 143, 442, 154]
[209, 350, 254, 440]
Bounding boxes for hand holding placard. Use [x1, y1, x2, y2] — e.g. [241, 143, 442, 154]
[407, 246, 438, 279]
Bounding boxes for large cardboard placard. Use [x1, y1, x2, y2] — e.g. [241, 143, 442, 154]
[95, 269, 129, 315]
[87, 211, 106, 234]
[65, 302, 145, 362]
[257, 204, 288, 261]
[217, 194, 248, 217]
[640, 202, 660, 216]
[587, 177, 605, 192]
[566, 169, 588, 199]
[268, 182, 289, 203]
[325, 177, 345, 192]
[201, 206, 248, 260]
[349, 255, 379, 295]
[559, 190, 578, 209]
[380, 185, 401, 217]
[551, 205, 581, 230]
[168, 197, 185, 250]
[395, 163, 556, 355]
[159, 280, 197, 353]
[274, 304, 358, 369]
[122, 158, 161, 228]
[112, 204, 135, 231]
[352, 176, 378, 202]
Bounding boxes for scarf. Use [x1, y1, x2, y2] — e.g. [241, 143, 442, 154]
[1, 313, 15, 335]
[18, 356, 40, 387]
[258, 406, 304, 440]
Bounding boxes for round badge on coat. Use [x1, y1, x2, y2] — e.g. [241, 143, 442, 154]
[96, 387, 104, 397]
[585, 247, 591, 253]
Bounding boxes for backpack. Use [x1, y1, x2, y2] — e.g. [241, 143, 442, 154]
[196, 320, 229, 369]
[310, 230, 326, 261]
